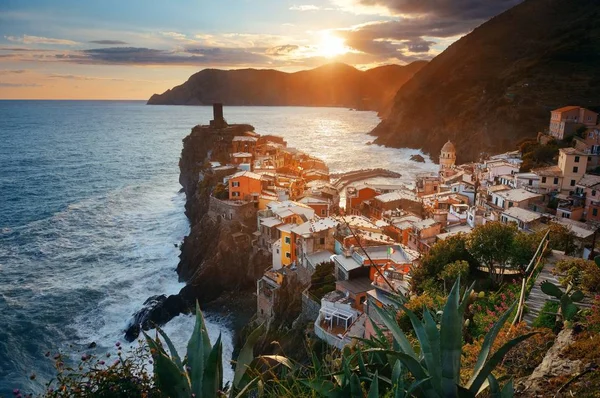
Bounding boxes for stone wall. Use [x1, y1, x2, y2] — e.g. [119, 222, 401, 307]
[293, 288, 321, 328]
[208, 196, 257, 225]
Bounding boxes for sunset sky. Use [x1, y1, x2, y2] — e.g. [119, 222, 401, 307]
[0, 0, 521, 99]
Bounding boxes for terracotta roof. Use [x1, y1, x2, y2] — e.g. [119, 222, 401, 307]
[553, 106, 580, 113]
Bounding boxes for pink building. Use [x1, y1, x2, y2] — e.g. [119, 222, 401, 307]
[549, 106, 598, 140]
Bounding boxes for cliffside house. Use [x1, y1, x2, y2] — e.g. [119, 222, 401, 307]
[231, 135, 258, 155]
[500, 207, 544, 231]
[575, 174, 600, 222]
[549, 106, 598, 140]
[231, 152, 253, 167]
[228, 171, 264, 201]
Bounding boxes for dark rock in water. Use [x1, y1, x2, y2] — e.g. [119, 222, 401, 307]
[365, 141, 373, 145]
[87, 342, 97, 349]
[410, 154, 425, 163]
[124, 294, 189, 341]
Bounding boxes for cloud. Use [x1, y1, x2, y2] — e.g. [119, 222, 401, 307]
[0, 69, 28, 75]
[5, 35, 79, 45]
[88, 40, 128, 45]
[47, 73, 154, 82]
[0, 82, 42, 87]
[356, 0, 522, 19]
[289, 5, 320, 11]
[266, 45, 300, 56]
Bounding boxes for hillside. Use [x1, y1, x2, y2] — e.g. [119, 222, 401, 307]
[147, 61, 426, 111]
[372, 0, 600, 162]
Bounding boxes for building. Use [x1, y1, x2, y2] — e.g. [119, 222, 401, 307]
[228, 171, 263, 201]
[549, 106, 598, 140]
[558, 148, 588, 192]
[575, 174, 600, 221]
[489, 188, 542, 211]
[345, 185, 379, 215]
[407, 218, 441, 254]
[500, 207, 544, 231]
[439, 140, 457, 171]
[231, 152, 253, 167]
[231, 136, 258, 154]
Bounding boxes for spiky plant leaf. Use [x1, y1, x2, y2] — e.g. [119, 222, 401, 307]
[367, 371, 379, 398]
[440, 278, 462, 396]
[350, 373, 363, 398]
[487, 373, 501, 398]
[202, 334, 222, 398]
[153, 347, 191, 398]
[157, 326, 184, 371]
[468, 333, 536, 393]
[541, 281, 563, 299]
[501, 378, 514, 397]
[372, 304, 418, 359]
[233, 323, 264, 389]
[187, 302, 213, 397]
[468, 302, 516, 388]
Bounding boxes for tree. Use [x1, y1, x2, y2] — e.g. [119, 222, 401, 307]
[510, 230, 542, 268]
[410, 235, 477, 294]
[467, 222, 517, 284]
[439, 260, 470, 293]
[548, 223, 577, 255]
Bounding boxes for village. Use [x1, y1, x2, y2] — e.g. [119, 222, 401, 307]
[205, 104, 600, 350]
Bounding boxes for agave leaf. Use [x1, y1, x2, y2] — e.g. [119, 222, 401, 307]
[406, 377, 434, 397]
[153, 348, 191, 398]
[560, 295, 579, 321]
[232, 376, 260, 398]
[202, 334, 222, 398]
[570, 290, 584, 302]
[468, 332, 536, 393]
[187, 302, 213, 397]
[302, 380, 343, 398]
[440, 278, 462, 397]
[363, 349, 438, 398]
[541, 281, 563, 299]
[258, 354, 296, 371]
[157, 326, 184, 371]
[367, 371, 379, 398]
[399, 303, 441, 394]
[458, 282, 476, 316]
[487, 373, 500, 397]
[233, 323, 264, 389]
[311, 350, 323, 377]
[392, 359, 404, 390]
[501, 378, 514, 398]
[350, 373, 363, 398]
[468, 302, 516, 389]
[372, 304, 418, 359]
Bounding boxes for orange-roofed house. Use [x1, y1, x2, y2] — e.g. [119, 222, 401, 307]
[345, 186, 378, 215]
[549, 106, 598, 140]
[228, 171, 263, 201]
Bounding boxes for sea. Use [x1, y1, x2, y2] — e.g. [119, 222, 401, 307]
[0, 101, 438, 395]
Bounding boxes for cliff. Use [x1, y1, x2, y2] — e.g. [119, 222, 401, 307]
[147, 61, 426, 112]
[124, 123, 270, 340]
[372, 0, 600, 162]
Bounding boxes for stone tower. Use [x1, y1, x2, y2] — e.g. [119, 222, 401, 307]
[439, 140, 457, 170]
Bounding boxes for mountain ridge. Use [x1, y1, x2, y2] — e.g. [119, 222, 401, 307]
[147, 61, 427, 111]
[372, 0, 600, 162]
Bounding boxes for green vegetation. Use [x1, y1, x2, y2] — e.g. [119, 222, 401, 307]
[308, 261, 336, 301]
[532, 300, 560, 329]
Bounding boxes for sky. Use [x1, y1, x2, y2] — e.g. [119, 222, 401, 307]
[0, 0, 522, 99]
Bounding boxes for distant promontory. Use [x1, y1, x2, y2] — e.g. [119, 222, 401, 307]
[147, 62, 426, 112]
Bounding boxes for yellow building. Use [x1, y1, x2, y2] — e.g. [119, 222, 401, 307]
[558, 148, 588, 192]
[277, 224, 296, 266]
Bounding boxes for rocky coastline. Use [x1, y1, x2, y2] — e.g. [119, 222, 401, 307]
[125, 122, 270, 341]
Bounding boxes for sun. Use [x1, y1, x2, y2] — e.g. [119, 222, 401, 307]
[317, 32, 350, 58]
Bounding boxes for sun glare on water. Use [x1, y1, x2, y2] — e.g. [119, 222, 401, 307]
[317, 32, 350, 58]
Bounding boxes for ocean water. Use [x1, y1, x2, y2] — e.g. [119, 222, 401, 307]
[0, 101, 437, 395]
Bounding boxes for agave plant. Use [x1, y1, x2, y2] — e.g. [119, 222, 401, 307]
[366, 278, 536, 397]
[143, 302, 264, 398]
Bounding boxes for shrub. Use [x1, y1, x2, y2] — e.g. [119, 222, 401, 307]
[532, 300, 560, 329]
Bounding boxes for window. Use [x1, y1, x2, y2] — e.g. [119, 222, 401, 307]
[554, 177, 559, 184]
[232, 181, 240, 187]
[321, 209, 327, 216]
[573, 167, 579, 173]
[276, 249, 280, 254]
[575, 156, 580, 163]
[594, 208, 598, 217]
[593, 190, 597, 197]
[284, 236, 291, 244]
[232, 191, 240, 197]
[319, 237, 325, 245]
[562, 212, 570, 219]
[285, 252, 291, 258]
[529, 179, 533, 186]
[508, 201, 514, 208]
[571, 179, 576, 187]
[542, 177, 547, 183]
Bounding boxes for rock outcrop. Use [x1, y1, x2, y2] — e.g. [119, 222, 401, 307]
[372, 0, 600, 162]
[124, 123, 270, 340]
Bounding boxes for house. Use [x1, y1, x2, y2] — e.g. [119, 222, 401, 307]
[575, 174, 600, 221]
[532, 166, 563, 194]
[500, 207, 544, 231]
[407, 218, 441, 254]
[298, 196, 332, 217]
[231, 152, 253, 167]
[345, 185, 379, 215]
[292, 217, 339, 282]
[558, 148, 588, 192]
[556, 196, 584, 221]
[228, 171, 264, 201]
[489, 188, 542, 211]
[483, 159, 520, 183]
[314, 290, 366, 350]
[231, 136, 258, 154]
[573, 126, 600, 155]
[549, 106, 598, 140]
[256, 268, 284, 325]
[366, 190, 422, 219]
[415, 174, 440, 197]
